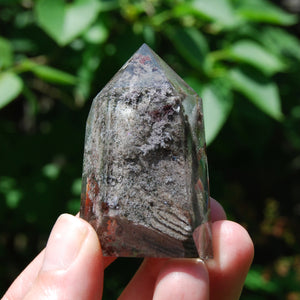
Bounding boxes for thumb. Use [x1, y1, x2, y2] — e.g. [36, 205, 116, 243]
[24, 214, 103, 300]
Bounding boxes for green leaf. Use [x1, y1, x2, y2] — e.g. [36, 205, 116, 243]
[21, 60, 77, 85]
[84, 21, 109, 44]
[143, 25, 156, 48]
[42, 163, 60, 180]
[257, 27, 300, 61]
[202, 82, 233, 144]
[165, 26, 209, 71]
[71, 178, 82, 196]
[245, 267, 279, 293]
[236, 0, 297, 25]
[229, 67, 283, 120]
[0, 72, 23, 109]
[32, 65, 77, 85]
[0, 37, 13, 69]
[35, 0, 100, 46]
[186, 78, 233, 144]
[6, 190, 22, 209]
[11, 38, 37, 53]
[175, 0, 239, 28]
[75, 46, 102, 105]
[227, 40, 286, 75]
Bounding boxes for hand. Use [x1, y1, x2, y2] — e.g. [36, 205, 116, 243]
[2, 198, 254, 300]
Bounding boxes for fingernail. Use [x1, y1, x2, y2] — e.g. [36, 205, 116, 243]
[41, 214, 88, 271]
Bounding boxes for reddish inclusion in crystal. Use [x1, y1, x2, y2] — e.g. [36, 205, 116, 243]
[106, 219, 118, 240]
[84, 176, 100, 217]
[149, 104, 174, 122]
[138, 54, 151, 64]
[84, 179, 92, 217]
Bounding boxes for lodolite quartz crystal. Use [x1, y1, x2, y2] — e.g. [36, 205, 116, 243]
[80, 44, 212, 259]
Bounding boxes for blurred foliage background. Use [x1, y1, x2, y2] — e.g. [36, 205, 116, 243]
[1, 0, 300, 299]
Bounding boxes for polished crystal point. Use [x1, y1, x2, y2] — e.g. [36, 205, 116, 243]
[80, 44, 212, 259]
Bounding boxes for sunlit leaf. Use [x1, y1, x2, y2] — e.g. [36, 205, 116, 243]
[36, 0, 100, 46]
[21, 60, 77, 85]
[84, 20, 109, 44]
[31, 64, 77, 85]
[174, 0, 240, 28]
[229, 67, 283, 120]
[0, 72, 23, 109]
[186, 77, 233, 144]
[236, 0, 297, 25]
[227, 40, 286, 75]
[202, 82, 233, 144]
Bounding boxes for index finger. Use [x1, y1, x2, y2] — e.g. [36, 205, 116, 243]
[2, 216, 116, 300]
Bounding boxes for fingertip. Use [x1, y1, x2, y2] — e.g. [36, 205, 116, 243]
[153, 259, 209, 300]
[211, 220, 254, 269]
[41, 214, 91, 272]
[207, 220, 254, 300]
[24, 214, 104, 300]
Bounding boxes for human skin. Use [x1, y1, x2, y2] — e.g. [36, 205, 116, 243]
[2, 198, 254, 300]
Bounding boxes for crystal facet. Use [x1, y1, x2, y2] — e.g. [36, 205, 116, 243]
[80, 44, 212, 259]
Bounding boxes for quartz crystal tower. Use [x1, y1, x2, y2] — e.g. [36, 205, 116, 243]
[80, 44, 212, 259]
